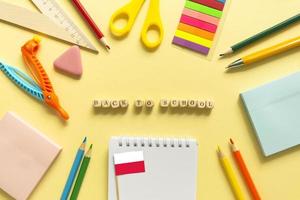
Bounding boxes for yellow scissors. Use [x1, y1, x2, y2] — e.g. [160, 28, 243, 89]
[109, 0, 164, 49]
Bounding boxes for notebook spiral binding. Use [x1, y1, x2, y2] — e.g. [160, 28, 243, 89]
[117, 137, 194, 148]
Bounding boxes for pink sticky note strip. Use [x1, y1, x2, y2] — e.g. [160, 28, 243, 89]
[180, 15, 217, 33]
[182, 8, 220, 26]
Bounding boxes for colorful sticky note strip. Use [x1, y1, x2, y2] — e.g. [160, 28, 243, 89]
[191, 0, 225, 11]
[172, 0, 227, 55]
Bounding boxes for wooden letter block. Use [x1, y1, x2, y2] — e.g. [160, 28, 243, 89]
[179, 100, 188, 107]
[145, 100, 154, 108]
[188, 100, 197, 108]
[111, 100, 120, 108]
[206, 100, 214, 109]
[135, 100, 144, 108]
[160, 99, 170, 108]
[170, 100, 179, 107]
[119, 100, 129, 108]
[93, 99, 101, 107]
[198, 100, 206, 108]
[102, 100, 111, 108]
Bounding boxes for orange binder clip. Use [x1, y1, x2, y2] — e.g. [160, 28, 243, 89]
[21, 36, 69, 120]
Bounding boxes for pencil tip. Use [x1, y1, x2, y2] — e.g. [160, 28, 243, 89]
[227, 58, 244, 69]
[89, 144, 93, 149]
[225, 65, 235, 70]
[217, 145, 221, 152]
[83, 137, 87, 143]
[230, 138, 234, 144]
[106, 45, 111, 50]
[227, 63, 234, 68]
[219, 48, 233, 57]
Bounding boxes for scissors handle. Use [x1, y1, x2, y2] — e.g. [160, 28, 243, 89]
[141, 0, 164, 49]
[110, 0, 145, 37]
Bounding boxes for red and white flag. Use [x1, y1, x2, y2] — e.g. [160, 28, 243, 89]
[114, 151, 145, 176]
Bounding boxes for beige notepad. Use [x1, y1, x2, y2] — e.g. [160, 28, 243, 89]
[0, 112, 61, 200]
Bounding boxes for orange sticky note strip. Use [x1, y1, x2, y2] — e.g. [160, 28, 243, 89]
[178, 23, 215, 40]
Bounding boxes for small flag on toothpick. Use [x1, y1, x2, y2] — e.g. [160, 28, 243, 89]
[114, 151, 145, 176]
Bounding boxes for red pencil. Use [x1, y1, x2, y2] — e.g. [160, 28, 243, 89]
[71, 0, 110, 50]
[230, 139, 261, 200]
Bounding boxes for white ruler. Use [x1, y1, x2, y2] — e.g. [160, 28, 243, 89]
[0, 0, 98, 53]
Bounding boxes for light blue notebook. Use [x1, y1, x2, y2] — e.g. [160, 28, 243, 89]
[241, 72, 300, 156]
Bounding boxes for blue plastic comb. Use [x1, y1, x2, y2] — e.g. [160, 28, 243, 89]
[0, 61, 44, 101]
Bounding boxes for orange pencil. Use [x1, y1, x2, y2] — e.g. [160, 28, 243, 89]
[230, 139, 261, 200]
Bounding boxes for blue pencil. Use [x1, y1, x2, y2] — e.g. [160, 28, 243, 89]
[61, 137, 86, 200]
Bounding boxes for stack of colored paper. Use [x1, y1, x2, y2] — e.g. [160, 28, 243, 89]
[173, 0, 226, 55]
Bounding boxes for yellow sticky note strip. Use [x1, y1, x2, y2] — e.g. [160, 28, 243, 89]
[175, 30, 212, 48]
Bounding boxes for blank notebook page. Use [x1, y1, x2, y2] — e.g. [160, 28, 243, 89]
[241, 72, 300, 156]
[0, 112, 61, 200]
[108, 137, 198, 200]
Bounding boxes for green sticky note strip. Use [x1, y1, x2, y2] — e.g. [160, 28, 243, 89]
[185, 1, 223, 18]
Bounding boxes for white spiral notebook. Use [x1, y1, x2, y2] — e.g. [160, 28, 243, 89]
[108, 137, 198, 200]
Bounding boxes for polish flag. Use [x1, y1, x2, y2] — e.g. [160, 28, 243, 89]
[114, 151, 145, 176]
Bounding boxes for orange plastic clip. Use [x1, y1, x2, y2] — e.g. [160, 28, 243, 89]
[21, 36, 69, 120]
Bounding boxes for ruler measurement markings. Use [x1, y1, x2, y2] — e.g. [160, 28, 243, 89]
[48, 0, 82, 40]
[0, 1, 98, 52]
[31, 0, 97, 51]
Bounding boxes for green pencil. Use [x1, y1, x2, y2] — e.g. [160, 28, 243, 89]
[220, 13, 300, 56]
[70, 144, 92, 200]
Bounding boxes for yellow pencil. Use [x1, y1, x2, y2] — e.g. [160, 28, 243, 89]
[217, 146, 245, 200]
[227, 35, 300, 70]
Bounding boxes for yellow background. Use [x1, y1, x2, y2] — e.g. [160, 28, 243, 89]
[0, 0, 300, 199]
